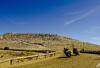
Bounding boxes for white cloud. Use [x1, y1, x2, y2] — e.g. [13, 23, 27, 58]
[91, 37, 100, 41]
[90, 26, 100, 33]
[0, 17, 30, 25]
[65, 5, 100, 25]
[68, 11, 84, 15]
[84, 26, 100, 33]
[66, 9, 95, 25]
[63, 11, 83, 16]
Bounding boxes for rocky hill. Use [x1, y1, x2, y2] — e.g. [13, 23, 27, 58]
[0, 33, 100, 51]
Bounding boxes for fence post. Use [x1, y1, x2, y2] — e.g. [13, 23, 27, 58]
[35, 56, 38, 60]
[10, 59, 13, 65]
[54, 52, 56, 56]
[44, 55, 46, 58]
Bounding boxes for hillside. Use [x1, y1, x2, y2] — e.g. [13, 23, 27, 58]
[0, 33, 100, 51]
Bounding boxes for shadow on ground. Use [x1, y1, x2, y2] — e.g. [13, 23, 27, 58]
[57, 57, 68, 59]
[57, 54, 79, 59]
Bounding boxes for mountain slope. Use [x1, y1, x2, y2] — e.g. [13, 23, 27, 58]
[0, 33, 100, 51]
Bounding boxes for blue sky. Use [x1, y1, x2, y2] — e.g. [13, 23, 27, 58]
[0, 0, 100, 44]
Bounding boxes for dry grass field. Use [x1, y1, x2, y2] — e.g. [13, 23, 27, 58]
[0, 33, 100, 68]
[0, 50, 45, 68]
[8, 53, 100, 68]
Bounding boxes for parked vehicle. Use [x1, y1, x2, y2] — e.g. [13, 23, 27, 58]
[73, 48, 79, 55]
[64, 48, 71, 57]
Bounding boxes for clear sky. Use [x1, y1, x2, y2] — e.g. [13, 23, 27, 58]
[0, 0, 100, 44]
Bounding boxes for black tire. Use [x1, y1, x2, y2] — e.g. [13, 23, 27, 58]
[74, 51, 79, 55]
[67, 53, 71, 57]
[65, 51, 71, 57]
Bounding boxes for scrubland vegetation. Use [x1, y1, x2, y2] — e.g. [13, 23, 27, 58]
[0, 33, 100, 68]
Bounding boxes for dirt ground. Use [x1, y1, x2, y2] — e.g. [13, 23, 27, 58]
[7, 53, 100, 68]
